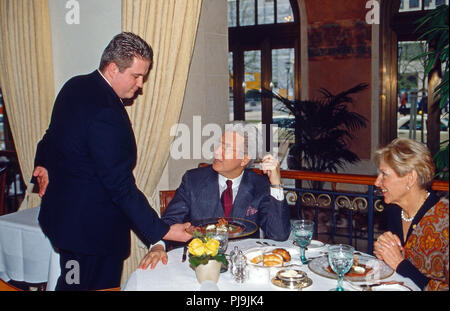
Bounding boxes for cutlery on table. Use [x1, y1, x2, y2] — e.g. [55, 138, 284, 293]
[256, 241, 275, 247]
[345, 280, 412, 291]
[354, 251, 376, 258]
[363, 281, 413, 291]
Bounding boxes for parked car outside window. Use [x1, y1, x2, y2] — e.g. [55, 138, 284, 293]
[397, 114, 449, 144]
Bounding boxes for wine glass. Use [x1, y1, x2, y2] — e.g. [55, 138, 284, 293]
[208, 229, 229, 273]
[291, 219, 314, 264]
[328, 244, 354, 291]
[209, 229, 229, 254]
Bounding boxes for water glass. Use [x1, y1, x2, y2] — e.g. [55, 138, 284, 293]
[209, 229, 229, 254]
[291, 219, 314, 264]
[328, 244, 354, 291]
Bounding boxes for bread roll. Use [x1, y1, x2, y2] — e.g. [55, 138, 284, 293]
[250, 254, 263, 264]
[263, 254, 283, 267]
[272, 248, 291, 262]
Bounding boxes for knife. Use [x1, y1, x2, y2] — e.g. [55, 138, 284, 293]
[181, 245, 188, 262]
[361, 281, 413, 291]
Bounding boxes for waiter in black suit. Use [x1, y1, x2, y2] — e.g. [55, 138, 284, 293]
[32, 32, 191, 290]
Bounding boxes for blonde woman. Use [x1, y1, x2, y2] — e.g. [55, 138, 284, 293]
[373, 138, 448, 291]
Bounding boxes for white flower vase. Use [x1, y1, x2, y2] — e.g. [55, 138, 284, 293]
[195, 260, 222, 284]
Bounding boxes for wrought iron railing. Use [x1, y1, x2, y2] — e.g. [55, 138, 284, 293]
[255, 168, 449, 254]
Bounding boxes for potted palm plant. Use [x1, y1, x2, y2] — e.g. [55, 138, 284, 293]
[262, 83, 368, 189]
[414, 4, 449, 180]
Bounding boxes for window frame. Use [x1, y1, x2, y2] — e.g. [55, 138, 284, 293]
[228, 0, 300, 133]
[391, 0, 448, 148]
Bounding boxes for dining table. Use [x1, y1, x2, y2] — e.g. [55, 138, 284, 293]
[0, 206, 60, 290]
[122, 238, 420, 291]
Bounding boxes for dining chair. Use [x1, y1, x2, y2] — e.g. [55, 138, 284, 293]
[0, 279, 22, 291]
[0, 278, 122, 291]
[159, 190, 176, 216]
[97, 287, 121, 291]
[0, 165, 7, 216]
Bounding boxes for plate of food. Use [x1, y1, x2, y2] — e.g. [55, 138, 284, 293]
[308, 254, 394, 282]
[245, 247, 298, 268]
[189, 217, 259, 239]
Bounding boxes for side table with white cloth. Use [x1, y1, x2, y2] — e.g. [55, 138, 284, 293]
[0, 206, 60, 291]
[122, 238, 420, 291]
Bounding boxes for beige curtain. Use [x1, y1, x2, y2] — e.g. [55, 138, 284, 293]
[0, 0, 54, 210]
[121, 0, 203, 284]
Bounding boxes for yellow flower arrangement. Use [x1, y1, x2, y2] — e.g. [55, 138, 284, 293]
[188, 238, 207, 256]
[204, 238, 220, 256]
[187, 236, 226, 268]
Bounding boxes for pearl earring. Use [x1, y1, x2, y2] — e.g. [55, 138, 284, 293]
[406, 185, 410, 191]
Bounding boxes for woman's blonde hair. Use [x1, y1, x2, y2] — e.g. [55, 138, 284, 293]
[374, 138, 435, 189]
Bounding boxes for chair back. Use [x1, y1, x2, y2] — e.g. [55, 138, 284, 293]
[0, 165, 7, 216]
[97, 287, 121, 291]
[0, 278, 122, 291]
[159, 190, 176, 216]
[0, 279, 22, 291]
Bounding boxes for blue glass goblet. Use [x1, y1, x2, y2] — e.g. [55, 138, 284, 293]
[328, 244, 354, 291]
[291, 219, 314, 264]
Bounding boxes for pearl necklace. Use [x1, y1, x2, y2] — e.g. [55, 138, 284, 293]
[401, 210, 415, 222]
[401, 192, 430, 222]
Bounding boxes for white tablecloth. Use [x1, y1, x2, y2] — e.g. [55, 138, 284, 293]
[122, 238, 420, 291]
[0, 206, 60, 290]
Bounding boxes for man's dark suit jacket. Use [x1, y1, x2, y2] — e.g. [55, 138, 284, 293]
[162, 165, 291, 241]
[34, 70, 169, 259]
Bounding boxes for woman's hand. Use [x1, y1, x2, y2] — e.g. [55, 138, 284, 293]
[138, 244, 168, 270]
[373, 231, 404, 270]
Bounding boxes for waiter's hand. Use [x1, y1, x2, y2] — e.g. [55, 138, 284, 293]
[260, 154, 281, 186]
[163, 222, 192, 242]
[33, 166, 49, 198]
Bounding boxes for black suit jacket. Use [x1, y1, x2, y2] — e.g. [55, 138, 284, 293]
[162, 166, 291, 241]
[34, 70, 169, 258]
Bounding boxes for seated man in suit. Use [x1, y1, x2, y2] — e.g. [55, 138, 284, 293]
[139, 122, 291, 269]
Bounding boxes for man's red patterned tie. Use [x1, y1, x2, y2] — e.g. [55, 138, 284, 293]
[221, 180, 233, 217]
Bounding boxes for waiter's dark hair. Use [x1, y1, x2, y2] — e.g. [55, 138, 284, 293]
[99, 32, 153, 72]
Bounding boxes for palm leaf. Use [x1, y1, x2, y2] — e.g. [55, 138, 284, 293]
[263, 83, 368, 183]
[414, 4, 449, 180]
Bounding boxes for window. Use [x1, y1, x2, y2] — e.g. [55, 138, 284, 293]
[398, 41, 426, 116]
[228, 0, 299, 149]
[399, 0, 448, 11]
[395, 1, 449, 145]
[409, 0, 420, 9]
[272, 48, 294, 119]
